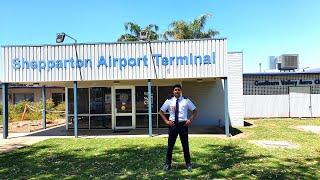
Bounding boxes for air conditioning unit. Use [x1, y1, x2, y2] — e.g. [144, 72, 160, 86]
[277, 54, 299, 71]
[269, 56, 277, 69]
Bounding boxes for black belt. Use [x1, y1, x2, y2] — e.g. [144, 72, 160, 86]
[174, 121, 186, 125]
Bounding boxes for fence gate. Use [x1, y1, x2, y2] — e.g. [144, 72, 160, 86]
[289, 86, 312, 117]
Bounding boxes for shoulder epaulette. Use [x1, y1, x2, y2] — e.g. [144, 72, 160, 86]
[182, 96, 189, 100]
[167, 95, 174, 100]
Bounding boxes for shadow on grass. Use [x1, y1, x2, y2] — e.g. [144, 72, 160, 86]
[0, 141, 319, 179]
[219, 126, 243, 136]
[244, 121, 253, 127]
[26, 125, 228, 137]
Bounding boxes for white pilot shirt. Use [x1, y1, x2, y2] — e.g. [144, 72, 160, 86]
[160, 96, 196, 122]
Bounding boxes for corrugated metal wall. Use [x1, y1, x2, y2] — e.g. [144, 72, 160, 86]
[244, 95, 290, 118]
[311, 94, 320, 117]
[244, 94, 320, 118]
[2, 39, 227, 83]
[227, 52, 244, 126]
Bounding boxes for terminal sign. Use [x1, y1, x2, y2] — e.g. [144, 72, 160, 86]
[11, 53, 216, 71]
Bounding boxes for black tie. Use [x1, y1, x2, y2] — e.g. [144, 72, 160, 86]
[175, 98, 179, 123]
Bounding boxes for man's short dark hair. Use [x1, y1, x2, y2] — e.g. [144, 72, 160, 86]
[172, 84, 182, 90]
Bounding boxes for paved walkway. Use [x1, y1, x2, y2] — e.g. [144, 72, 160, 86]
[0, 135, 51, 153]
[0, 125, 228, 153]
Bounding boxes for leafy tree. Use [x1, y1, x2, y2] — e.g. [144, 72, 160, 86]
[117, 22, 159, 42]
[163, 13, 219, 40]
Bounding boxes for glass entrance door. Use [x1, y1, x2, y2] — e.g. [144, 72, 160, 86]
[114, 87, 135, 129]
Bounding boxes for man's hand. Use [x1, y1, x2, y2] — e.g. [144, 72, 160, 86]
[184, 119, 192, 126]
[166, 120, 175, 127]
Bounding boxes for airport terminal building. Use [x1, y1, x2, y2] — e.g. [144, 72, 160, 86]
[1, 39, 244, 138]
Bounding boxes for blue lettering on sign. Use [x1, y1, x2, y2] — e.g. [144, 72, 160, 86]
[162, 57, 169, 66]
[22, 59, 30, 69]
[56, 60, 63, 68]
[97, 56, 107, 67]
[11, 52, 216, 71]
[12, 59, 21, 69]
[128, 58, 136, 66]
[119, 58, 127, 70]
[39, 61, 46, 70]
[153, 54, 162, 66]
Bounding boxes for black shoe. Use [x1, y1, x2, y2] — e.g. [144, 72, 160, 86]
[186, 163, 192, 172]
[163, 163, 171, 171]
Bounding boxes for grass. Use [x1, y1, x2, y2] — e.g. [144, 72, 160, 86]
[0, 118, 320, 179]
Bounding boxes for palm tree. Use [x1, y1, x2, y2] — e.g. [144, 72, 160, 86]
[117, 22, 159, 42]
[163, 13, 219, 40]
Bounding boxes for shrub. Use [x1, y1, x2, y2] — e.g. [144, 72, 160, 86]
[4, 99, 65, 121]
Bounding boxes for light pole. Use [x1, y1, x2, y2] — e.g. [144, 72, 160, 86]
[139, 30, 158, 137]
[56, 32, 81, 138]
[56, 33, 82, 80]
[259, 62, 262, 72]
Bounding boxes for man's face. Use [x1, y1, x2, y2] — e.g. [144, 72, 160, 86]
[173, 87, 182, 97]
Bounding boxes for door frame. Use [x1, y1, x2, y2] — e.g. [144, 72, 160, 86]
[112, 86, 136, 129]
[289, 86, 312, 117]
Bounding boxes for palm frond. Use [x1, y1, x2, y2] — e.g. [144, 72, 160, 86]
[124, 22, 141, 37]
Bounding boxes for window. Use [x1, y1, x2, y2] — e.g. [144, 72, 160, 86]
[158, 86, 172, 109]
[68, 87, 112, 129]
[136, 115, 157, 128]
[90, 116, 112, 129]
[135, 86, 157, 113]
[90, 87, 111, 114]
[52, 93, 65, 105]
[13, 93, 34, 104]
[66, 85, 176, 129]
[68, 88, 89, 114]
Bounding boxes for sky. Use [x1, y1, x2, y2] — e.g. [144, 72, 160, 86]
[0, 0, 319, 79]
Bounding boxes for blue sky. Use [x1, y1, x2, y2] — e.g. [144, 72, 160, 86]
[0, 0, 319, 76]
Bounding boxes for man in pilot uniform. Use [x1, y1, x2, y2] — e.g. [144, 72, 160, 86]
[159, 84, 198, 171]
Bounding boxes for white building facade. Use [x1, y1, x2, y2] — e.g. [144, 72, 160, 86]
[1, 39, 244, 137]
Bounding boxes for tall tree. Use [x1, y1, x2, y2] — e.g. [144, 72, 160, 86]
[163, 13, 219, 40]
[117, 22, 159, 42]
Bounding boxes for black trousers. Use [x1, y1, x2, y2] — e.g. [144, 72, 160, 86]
[166, 121, 191, 165]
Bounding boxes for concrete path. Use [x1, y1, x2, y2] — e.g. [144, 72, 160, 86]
[0, 136, 51, 153]
[0, 125, 227, 154]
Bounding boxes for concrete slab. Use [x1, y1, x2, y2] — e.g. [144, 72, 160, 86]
[252, 140, 299, 149]
[296, 125, 320, 134]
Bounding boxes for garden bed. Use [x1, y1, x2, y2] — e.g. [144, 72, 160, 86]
[0, 119, 65, 133]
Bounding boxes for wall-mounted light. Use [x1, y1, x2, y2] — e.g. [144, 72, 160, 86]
[196, 79, 203, 83]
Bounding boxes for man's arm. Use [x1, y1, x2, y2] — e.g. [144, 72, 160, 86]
[185, 109, 197, 126]
[160, 110, 174, 127]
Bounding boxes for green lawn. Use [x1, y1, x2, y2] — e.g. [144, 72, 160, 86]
[0, 119, 320, 179]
